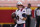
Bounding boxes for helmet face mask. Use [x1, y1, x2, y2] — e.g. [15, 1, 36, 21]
[17, 5, 23, 10]
[17, 5, 23, 7]
[17, 5, 23, 6]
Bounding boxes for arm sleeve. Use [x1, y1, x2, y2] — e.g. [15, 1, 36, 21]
[22, 13, 27, 17]
[22, 9, 27, 14]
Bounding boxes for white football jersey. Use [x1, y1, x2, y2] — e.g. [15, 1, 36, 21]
[26, 8, 32, 15]
[36, 9, 40, 16]
[15, 8, 26, 24]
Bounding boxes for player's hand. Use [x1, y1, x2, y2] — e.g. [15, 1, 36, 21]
[22, 17, 27, 20]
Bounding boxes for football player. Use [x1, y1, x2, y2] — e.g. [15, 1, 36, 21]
[35, 4, 40, 27]
[14, 2, 27, 27]
[25, 3, 32, 27]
